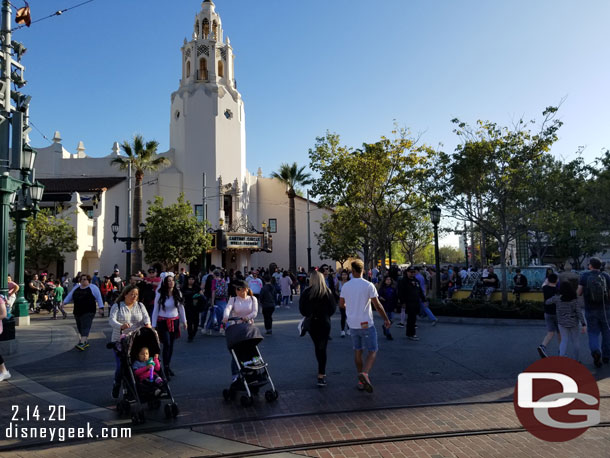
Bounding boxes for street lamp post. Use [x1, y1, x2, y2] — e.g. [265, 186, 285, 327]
[463, 224, 469, 270]
[111, 221, 145, 279]
[11, 172, 44, 326]
[430, 205, 442, 300]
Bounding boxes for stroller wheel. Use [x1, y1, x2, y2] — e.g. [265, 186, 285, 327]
[164, 403, 172, 419]
[265, 390, 279, 402]
[222, 389, 231, 401]
[131, 414, 140, 425]
[240, 395, 253, 407]
[117, 400, 130, 416]
[171, 403, 179, 418]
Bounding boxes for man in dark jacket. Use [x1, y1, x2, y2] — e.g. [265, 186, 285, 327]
[398, 267, 426, 340]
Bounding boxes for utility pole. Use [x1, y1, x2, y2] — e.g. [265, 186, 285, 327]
[306, 189, 311, 271]
[1, 0, 44, 330]
[126, 161, 133, 278]
[202, 172, 207, 273]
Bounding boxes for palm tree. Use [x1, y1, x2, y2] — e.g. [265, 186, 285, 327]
[271, 162, 313, 273]
[111, 134, 170, 273]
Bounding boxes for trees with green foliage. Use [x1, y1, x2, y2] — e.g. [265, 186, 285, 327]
[111, 134, 170, 273]
[435, 107, 563, 304]
[309, 128, 437, 269]
[315, 207, 363, 268]
[142, 194, 211, 271]
[271, 162, 313, 273]
[397, 211, 434, 265]
[9, 209, 78, 271]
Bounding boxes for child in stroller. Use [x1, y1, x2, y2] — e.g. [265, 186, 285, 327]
[112, 326, 179, 424]
[132, 346, 165, 397]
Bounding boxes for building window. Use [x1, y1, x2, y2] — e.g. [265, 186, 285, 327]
[212, 20, 218, 40]
[195, 21, 199, 38]
[203, 18, 209, 38]
[199, 58, 208, 80]
[194, 205, 203, 223]
[218, 60, 224, 77]
[186, 61, 191, 78]
[268, 218, 277, 233]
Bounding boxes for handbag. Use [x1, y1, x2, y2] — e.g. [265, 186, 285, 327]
[297, 316, 311, 337]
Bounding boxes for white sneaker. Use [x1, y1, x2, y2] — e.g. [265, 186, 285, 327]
[219, 327, 225, 336]
[0, 371, 11, 382]
[341, 330, 346, 337]
[346, 329, 351, 336]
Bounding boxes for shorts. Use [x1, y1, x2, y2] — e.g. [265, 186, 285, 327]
[350, 326, 378, 352]
[544, 313, 559, 333]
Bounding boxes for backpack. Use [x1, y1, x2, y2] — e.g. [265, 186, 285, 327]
[214, 278, 228, 299]
[585, 271, 608, 306]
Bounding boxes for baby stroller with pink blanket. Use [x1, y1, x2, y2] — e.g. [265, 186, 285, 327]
[110, 326, 179, 424]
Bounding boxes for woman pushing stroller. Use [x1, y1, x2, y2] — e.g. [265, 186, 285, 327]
[222, 279, 258, 381]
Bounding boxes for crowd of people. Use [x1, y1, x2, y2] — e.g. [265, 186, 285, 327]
[1, 256, 608, 395]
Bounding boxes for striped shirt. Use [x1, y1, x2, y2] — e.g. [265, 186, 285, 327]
[109, 301, 151, 342]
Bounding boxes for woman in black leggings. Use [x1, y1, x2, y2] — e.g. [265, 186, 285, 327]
[299, 271, 336, 387]
[0, 296, 11, 382]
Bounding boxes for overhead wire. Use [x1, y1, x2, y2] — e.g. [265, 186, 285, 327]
[13, 0, 96, 31]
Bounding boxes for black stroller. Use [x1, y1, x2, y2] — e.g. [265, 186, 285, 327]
[222, 317, 279, 406]
[111, 326, 179, 424]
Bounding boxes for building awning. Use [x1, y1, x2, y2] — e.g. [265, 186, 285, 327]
[39, 177, 126, 203]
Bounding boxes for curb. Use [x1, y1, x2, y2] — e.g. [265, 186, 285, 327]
[431, 315, 543, 326]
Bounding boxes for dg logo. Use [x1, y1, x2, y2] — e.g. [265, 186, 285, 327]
[513, 357, 601, 442]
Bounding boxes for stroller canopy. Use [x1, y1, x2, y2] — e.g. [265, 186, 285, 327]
[124, 326, 162, 363]
[225, 322, 263, 351]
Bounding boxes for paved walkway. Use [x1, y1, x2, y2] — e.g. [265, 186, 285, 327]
[0, 304, 609, 456]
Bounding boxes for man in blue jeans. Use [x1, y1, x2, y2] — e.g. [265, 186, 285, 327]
[339, 259, 391, 393]
[577, 257, 610, 368]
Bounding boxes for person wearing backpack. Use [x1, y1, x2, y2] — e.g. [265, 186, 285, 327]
[577, 257, 610, 368]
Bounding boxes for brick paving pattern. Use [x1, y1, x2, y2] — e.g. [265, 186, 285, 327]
[302, 427, 610, 458]
[194, 399, 610, 449]
[0, 434, 217, 458]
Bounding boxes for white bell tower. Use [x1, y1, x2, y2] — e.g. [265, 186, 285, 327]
[169, 0, 246, 226]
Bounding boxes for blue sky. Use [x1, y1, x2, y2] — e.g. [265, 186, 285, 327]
[16, 1, 610, 187]
[13, 0, 608, 250]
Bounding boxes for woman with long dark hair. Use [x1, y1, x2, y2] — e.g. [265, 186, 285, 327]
[152, 274, 186, 377]
[299, 271, 336, 387]
[181, 275, 202, 342]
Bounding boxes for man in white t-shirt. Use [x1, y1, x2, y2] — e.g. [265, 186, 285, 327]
[339, 259, 391, 393]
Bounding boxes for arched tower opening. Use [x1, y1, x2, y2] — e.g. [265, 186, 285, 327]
[203, 18, 210, 38]
[199, 58, 208, 80]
